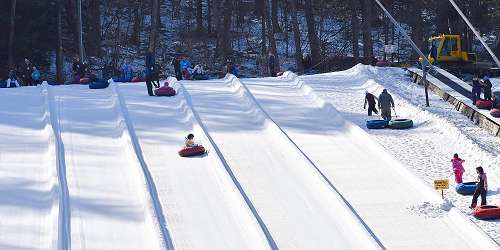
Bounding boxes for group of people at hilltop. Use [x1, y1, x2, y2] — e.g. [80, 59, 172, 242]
[2, 58, 42, 88]
[471, 72, 495, 105]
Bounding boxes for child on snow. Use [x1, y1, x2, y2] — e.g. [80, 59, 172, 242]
[185, 133, 198, 148]
[470, 166, 487, 209]
[451, 153, 465, 184]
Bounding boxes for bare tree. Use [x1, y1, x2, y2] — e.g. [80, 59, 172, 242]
[361, 0, 373, 57]
[196, 0, 204, 33]
[87, 0, 101, 57]
[304, 0, 321, 65]
[291, 0, 303, 72]
[350, 0, 360, 61]
[57, 0, 64, 82]
[149, 0, 160, 53]
[8, 0, 17, 69]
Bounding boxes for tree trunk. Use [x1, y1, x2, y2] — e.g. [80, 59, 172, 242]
[87, 0, 101, 57]
[261, 2, 267, 55]
[409, 1, 423, 58]
[220, 0, 233, 60]
[196, 0, 203, 33]
[361, 0, 373, 57]
[8, 0, 17, 69]
[207, 0, 212, 34]
[350, 0, 359, 61]
[57, 0, 64, 82]
[304, 0, 321, 66]
[266, 0, 279, 70]
[291, 0, 303, 73]
[271, 0, 280, 33]
[149, 0, 160, 53]
[131, 2, 143, 46]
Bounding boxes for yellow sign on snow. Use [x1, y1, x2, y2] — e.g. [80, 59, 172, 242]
[434, 179, 449, 190]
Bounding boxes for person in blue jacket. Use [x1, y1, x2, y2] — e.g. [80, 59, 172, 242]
[121, 60, 133, 82]
[31, 67, 41, 85]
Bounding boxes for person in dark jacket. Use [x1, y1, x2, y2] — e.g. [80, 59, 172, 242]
[268, 51, 276, 77]
[472, 73, 482, 104]
[72, 57, 85, 83]
[378, 89, 395, 121]
[145, 52, 160, 96]
[172, 56, 182, 80]
[481, 75, 492, 101]
[470, 166, 487, 209]
[364, 91, 378, 116]
[20, 58, 33, 86]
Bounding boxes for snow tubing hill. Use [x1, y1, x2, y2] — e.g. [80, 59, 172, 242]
[155, 86, 176, 96]
[490, 109, 500, 118]
[389, 119, 413, 129]
[89, 80, 110, 89]
[366, 119, 388, 129]
[475, 100, 493, 110]
[455, 182, 477, 195]
[178, 146, 206, 157]
[473, 205, 500, 220]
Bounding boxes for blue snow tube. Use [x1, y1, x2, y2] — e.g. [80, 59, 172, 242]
[47, 81, 61, 86]
[456, 182, 478, 195]
[89, 80, 110, 89]
[366, 119, 388, 129]
[0, 80, 6, 88]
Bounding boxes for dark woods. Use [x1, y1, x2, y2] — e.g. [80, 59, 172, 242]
[1, 0, 499, 80]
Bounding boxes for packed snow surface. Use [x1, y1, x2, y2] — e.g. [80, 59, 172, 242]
[0, 64, 499, 249]
[300, 64, 500, 245]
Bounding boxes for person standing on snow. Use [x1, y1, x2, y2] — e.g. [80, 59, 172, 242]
[378, 89, 395, 121]
[481, 75, 492, 101]
[268, 51, 277, 77]
[121, 59, 134, 82]
[6, 70, 20, 88]
[145, 51, 159, 96]
[31, 67, 41, 85]
[470, 166, 487, 209]
[20, 58, 33, 86]
[364, 91, 378, 116]
[172, 56, 182, 80]
[451, 153, 465, 184]
[472, 73, 482, 104]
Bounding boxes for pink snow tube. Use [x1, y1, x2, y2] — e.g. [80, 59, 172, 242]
[490, 109, 500, 118]
[131, 76, 144, 82]
[154, 86, 176, 96]
[178, 146, 206, 157]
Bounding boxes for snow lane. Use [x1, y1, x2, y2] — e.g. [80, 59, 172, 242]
[0, 86, 58, 249]
[52, 85, 162, 249]
[242, 74, 496, 249]
[183, 77, 380, 249]
[116, 80, 270, 250]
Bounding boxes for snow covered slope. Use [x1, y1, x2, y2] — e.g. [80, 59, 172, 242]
[183, 76, 380, 249]
[299, 64, 500, 245]
[114, 80, 270, 249]
[0, 86, 58, 249]
[49, 84, 163, 249]
[242, 73, 498, 249]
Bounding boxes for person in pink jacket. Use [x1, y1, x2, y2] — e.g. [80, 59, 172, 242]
[451, 153, 465, 183]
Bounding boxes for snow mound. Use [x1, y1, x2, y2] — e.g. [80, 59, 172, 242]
[407, 200, 454, 218]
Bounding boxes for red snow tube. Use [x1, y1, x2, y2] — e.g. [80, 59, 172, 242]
[473, 205, 500, 220]
[79, 77, 91, 84]
[376, 60, 391, 67]
[154, 86, 176, 96]
[490, 109, 500, 118]
[475, 100, 493, 110]
[131, 76, 144, 82]
[178, 146, 206, 157]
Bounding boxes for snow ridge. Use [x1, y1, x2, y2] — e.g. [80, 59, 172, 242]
[112, 81, 174, 249]
[44, 82, 71, 250]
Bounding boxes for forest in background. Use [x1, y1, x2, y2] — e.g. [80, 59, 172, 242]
[1, 0, 500, 81]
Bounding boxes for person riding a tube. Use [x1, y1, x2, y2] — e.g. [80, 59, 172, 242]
[185, 133, 198, 148]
